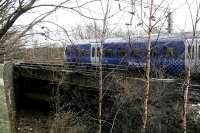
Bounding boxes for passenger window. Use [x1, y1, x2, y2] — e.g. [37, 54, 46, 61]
[92, 47, 95, 57]
[80, 49, 88, 56]
[163, 47, 168, 58]
[171, 48, 178, 59]
[66, 47, 72, 56]
[118, 48, 126, 57]
[131, 48, 141, 58]
[104, 48, 113, 57]
[163, 47, 178, 59]
[152, 47, 158, 60]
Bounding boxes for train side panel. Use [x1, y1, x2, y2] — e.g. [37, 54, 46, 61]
[102, 42, 129, 66]
[128, 41, 147, 68]
[78, 44, 91, 64]
[159, 39, 185, 75]
[102, 42, 124, 65]
[64, 43, 91, 64]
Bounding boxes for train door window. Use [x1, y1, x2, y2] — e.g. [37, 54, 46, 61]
[199, 45, 200, 59]
[92, 47, 95, 57]
[104, 48, 113, 57]
[188, 45, 194, 59]
[97, 47, 100, 57]
[192, 46, 194, 59]
[118, 48, 126, 57]
[131, 48, 141, 58]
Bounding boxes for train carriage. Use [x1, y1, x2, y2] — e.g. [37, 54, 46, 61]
[64, 37, 200, 75]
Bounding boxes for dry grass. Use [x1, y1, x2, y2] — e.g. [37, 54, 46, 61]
[49, 112, 89, 133]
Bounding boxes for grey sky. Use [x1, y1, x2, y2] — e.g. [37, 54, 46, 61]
[15, 0, 200, 45]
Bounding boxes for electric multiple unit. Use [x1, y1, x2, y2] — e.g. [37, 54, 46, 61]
[64, 37, 200, 75]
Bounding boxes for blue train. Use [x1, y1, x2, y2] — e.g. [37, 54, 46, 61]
[64, 36, 200, 75]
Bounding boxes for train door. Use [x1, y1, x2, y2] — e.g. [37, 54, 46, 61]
[185, 39, 196, 73]
[90, 42, 100, 65]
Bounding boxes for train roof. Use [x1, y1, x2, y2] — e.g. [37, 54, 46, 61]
[67, 39, 100, 45]
[104, 38, 127, 43]
[67, 33, 200, 46]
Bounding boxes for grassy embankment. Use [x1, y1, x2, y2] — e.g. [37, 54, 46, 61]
[0, 64, 10, 133]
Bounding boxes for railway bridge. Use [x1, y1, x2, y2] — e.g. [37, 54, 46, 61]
[3, 62, 200, 133]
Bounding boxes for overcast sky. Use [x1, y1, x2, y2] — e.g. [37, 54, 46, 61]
[15, 0, 200, 45]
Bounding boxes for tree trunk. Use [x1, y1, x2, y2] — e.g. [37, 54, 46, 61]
[142, 0, 154, 132]
[183, 37, 193, 133]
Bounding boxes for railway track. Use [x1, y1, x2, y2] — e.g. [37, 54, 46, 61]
[15, 62, 200, 104]
[16, 62, 144, 76]
[15, 61, 200, 82]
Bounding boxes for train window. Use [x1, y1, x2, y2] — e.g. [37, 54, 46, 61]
[169, 48, 178, 59]
[65, 48, 69, 55]
[118, 48, 126, 57]
[65, 47, 72, 56]
[173, 48, 178, 59]
[152, 47, 158, 60]
[104, 48, 113, 57]
[188, 45, 194, 59]
[163, 47, 167, 58]
[92, 47, 95, 57]
[131, 48, 141, 58]
[163, 47, 178, 59]
[80, 49, 88, 56]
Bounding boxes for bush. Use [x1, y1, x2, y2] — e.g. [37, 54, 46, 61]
[49, 111, 93, 133]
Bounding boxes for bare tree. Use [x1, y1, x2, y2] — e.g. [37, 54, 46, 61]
[0, 0, 37, 40]
[97, 1, 110, 132]
[183, 1, 200, 133]
[0, 0, 100, 62]
[141, 0, 154, 132]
